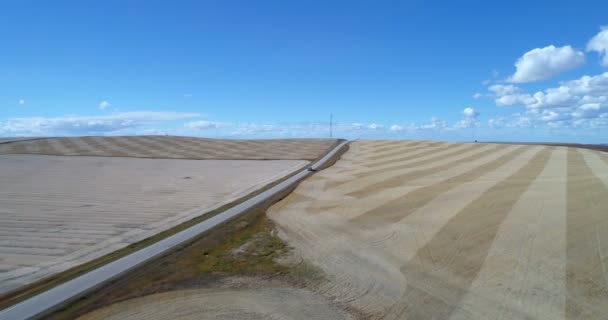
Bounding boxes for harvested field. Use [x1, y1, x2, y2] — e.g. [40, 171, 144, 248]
[31, 140, 608, 319]
[0, 136, 338, 298]
[0, 136, 337, 160]
[261, 140, 608, 319]
[0, 155, 313, 295]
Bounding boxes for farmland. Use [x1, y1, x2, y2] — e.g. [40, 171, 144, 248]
[80, 140, 608, 319]
[0, 136, 336, 160]
[0, 137, 338, 296]
[268, 140, 608, 319]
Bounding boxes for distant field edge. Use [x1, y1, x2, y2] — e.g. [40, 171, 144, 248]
[0, 137, 49, 144]
[483, 141, 608, 153]
[0, 139, 348, 320]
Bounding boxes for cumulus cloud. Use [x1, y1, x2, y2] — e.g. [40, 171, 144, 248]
[487, 113, 537, 129]
[489, 84, 536, 106]
[456, 107, 480, 128]
[527, 85, 578, 109]
[99, 100, 111, 110]
[368, 123, 383, 130]
[488, 72, 608, 110]
[508, 45, 585, 83]
[420, 117, 448, 130]
[485, 71, 608, 129]
[562, 72, 608, 95]
[472, 93, 483, 99]
[587, 26, 608, 66]
[184, 120, 227, 129]
[389, 124, 403, 131]
[0, 111, 201, 136]
[462, 107, 479, 118]
[480, 29, 608, 131]
[573, 103, 605, 119]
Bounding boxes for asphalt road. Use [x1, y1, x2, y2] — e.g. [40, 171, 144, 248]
[0, 140, 349, 320]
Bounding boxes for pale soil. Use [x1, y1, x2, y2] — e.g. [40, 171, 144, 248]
[78, 279, 354, 320]
[265, 140, 608, 319]
[73, 140, 608, 319]
[0, 155, 308, 293]
[0, 136, 338, 160]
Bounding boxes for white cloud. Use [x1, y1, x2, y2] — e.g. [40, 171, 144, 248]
[99, 100, 111, 110]
[462, 107, 479, 118]
[528, 85, 578, 109]
[485, 74, 608, 129]
[487, 113, 538, 129]
[184, 120, 227, 129]
[488, 72, 608, 111]
[573, 103, 607, 119]
[351, 123, 364, 130]
[495, 94, 536, 106]
[560, 71, 608, 95]
[540, 110, 570, 122]
[472, 93, 483, 99]
[0, 111, 201, 136]
[508, 45, 585, 83]
[456, 107, 480, 128]
[228, 119, 457, 138]
[18, 99, 25, 105]
[587, 26, 608, 66]
[489, 84, 536, 106]
[489, 84, 519, 96]
[420, 117, 448, 130]
[389, 124, 403, 131]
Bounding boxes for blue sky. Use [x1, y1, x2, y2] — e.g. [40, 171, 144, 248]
[1, 0, 608, 142]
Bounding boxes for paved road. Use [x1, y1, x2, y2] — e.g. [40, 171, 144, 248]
[0, 141, 349, 320]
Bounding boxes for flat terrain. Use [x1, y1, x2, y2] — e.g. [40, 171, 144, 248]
[0, 155, 307, 294]
[0, 137, 338, 296]
[86, 140, 608, 319]
[0, 136, 336, 160]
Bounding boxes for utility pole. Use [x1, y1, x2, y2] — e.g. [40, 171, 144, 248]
[330, 113, 333, 138]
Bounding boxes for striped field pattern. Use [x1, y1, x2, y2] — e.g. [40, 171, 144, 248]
[0, 136, 338, 160]
[0, 156, 310, 295]
[267, 140, 608, 319]
[0, 136, 341, 296]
